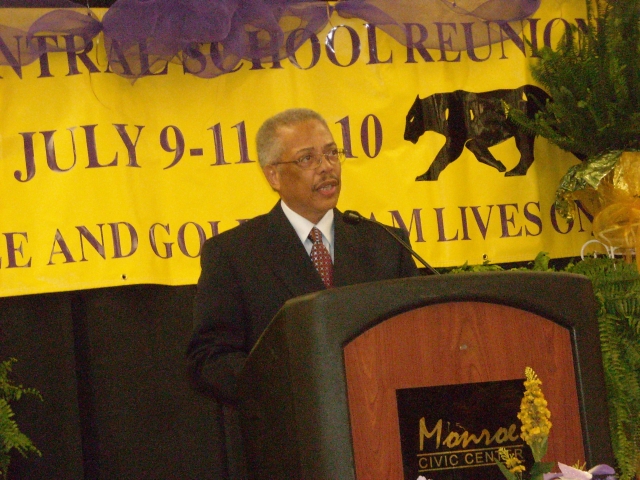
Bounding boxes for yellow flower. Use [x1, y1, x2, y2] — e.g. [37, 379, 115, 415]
[498, 447, 526, 475]
[517, 367, 552, 461]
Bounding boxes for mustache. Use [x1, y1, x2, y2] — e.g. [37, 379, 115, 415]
[314, 174, 340, 188]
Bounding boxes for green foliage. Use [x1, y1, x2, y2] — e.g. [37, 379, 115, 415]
[0, 358, 42, 480]
[446, 258, 505, 273]
[508, 0, 640, 158]
[447, 251, 554, 273]
[512, 251, 555, 272]
[529, 461, 555, 480]
[496, 460, 519, 480]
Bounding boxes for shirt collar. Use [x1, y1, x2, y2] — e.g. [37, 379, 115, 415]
[280, 200, 335, 247]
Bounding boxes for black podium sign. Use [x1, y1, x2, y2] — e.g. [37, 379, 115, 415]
[396, 379, 534, 480]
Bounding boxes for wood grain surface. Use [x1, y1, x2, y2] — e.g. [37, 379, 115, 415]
[343, 302, 583, 480]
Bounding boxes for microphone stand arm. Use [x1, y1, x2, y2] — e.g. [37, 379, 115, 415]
[374, 222, 440, 275]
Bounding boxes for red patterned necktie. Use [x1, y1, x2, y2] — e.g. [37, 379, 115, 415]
[309, 227, 333, 288]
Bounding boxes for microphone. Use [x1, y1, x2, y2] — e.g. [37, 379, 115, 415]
[342, 210, 440, 275]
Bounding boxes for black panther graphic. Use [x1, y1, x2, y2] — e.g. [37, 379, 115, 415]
[404, 85, 555, 181]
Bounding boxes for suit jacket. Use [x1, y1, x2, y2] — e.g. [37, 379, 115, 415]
[187, 202, 418, 404]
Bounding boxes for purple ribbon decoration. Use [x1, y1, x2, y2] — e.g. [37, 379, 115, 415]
[0, 0, 541, 79]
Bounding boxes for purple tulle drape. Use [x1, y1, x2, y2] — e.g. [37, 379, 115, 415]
[0, 0, 541, 80]
[0, 1, 101, 67]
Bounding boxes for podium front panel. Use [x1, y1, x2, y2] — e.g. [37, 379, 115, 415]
[344, 301, 582, 479]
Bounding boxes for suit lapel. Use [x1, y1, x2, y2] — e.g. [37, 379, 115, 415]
[264, 202, 326, 297]
[333, 209, 374, 287]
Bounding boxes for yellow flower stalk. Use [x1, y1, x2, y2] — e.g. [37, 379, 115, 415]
[498, 447, 526, 475]
[517, 367, 552, 462]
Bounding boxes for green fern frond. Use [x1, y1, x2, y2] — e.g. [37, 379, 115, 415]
[508, 0, 640, 159]
[0, 359, 42, 480]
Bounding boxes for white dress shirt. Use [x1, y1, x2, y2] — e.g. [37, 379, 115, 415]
[280, 201, 335, 261]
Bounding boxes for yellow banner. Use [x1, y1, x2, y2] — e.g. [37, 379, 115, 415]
[0, 4, 593, 297]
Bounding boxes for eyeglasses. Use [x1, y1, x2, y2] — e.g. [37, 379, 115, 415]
[270, 148, 346, 170]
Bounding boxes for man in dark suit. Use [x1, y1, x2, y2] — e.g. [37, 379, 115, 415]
[186, 108, 418, 476]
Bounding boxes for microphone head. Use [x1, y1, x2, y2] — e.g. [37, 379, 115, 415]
[343, 210, 363, 225]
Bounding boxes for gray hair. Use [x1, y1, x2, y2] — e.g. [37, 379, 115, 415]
[255, 108, 329, 167]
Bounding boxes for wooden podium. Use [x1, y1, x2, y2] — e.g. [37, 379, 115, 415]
[237, 272, 614, 479]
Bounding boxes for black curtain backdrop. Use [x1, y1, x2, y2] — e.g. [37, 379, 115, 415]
[0, 285, 227, 480]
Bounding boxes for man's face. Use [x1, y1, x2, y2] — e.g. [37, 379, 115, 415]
[263, 119, 341, 224]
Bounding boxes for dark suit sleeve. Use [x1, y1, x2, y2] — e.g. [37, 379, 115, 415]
[187, 237, 247, 405]
[396, 227, 421, 278]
